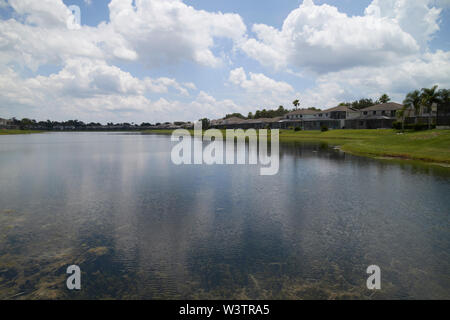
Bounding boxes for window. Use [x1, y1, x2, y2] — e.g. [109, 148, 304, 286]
[391, 111, 396, 117]
[381, 111, 386, 115]
[373, 111, 377, 115]
[363, 111, 368, 115]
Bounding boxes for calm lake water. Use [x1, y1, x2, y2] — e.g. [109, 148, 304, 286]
[0, 132, 449, 299]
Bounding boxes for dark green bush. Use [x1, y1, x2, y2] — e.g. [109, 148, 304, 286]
[393, 122, 436, 131]
[392, 121, 402, 130]
[321, 125, 329, 132]
[294, 127, 301, 132]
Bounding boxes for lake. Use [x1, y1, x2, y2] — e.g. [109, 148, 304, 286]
[0, 132, 449, 299]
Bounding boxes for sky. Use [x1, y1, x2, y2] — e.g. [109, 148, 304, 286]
[0, 0, 449, 124]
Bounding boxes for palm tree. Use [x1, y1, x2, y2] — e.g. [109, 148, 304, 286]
[292, 99, 300, 110]
[396, 107, 406, 132]
[421, 85, 440, 129]
[378, 94, 391, 104]
[403, 90, 421, 123]
[438, 89, 450, 104]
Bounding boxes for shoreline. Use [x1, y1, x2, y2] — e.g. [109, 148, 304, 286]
[0, 130, 44, 135]
[2, 128, 449, 167]
[142, 128, 450, 166]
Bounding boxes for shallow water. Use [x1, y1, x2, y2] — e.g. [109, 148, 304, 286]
[0, 132, 449, 299]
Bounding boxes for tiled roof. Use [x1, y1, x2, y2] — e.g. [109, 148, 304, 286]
[322, 105, 358, 113]
[360, 103, 404, 111]
[286, 109, 318, 116]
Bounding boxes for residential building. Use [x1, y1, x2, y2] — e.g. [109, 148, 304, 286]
[0, 117, 13, 128]
[210, 102, 421, 131]
[211, 117, 283, 129]
[281, 105, 359, 130]
[345, 103, 404, 129]
[285, 109, 317, 120]
[437, 102, 450, 129]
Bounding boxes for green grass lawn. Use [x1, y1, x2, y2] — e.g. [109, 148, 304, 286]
[0, 129, 44, 135]
[144, 128, 450, 164]
[278, 129, 450, 164]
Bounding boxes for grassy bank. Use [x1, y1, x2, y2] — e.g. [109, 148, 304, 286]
[143, 128, 450, 165]
[0, 129, 43, 135]
[279, 129, 450, 164]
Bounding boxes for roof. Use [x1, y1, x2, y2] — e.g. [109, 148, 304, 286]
[322, 105, 358, 113]
[246, 117, 283, 123]
[220, 117, 247, 125]
[360, 103, 404, 112]
[212, 116, 283, 126]
[286, 109, 318, 116]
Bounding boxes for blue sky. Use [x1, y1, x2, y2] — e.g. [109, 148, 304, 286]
[1, 0, 449, 123]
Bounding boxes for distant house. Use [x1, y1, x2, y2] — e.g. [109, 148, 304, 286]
[285, 109, 317, 120]
[437, 102, 450, 129]
[211, 116, 283, 129]
[281, 105, 359, 130]
[210, 102, 421, 131]
[359, 103, 404, 118]
[314, 105, 360, 120]
[345, 103, 404, 129]
[0, 117, 13, 128]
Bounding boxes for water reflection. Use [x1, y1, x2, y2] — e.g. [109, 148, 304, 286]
[0, 133, 449, 299]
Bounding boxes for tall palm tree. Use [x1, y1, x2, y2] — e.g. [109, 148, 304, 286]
[438, 89, 450, 104]
[403, 90, 421, 124]
[396, 107, 406, 132]
[379, 93, 391, 104]
[421, 85, 440, 129]
[292, 99, 300, 110]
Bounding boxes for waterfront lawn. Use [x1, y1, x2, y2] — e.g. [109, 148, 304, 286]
[280, 129, 450, 164]
[144, 128, 450, 164]
[0, 129, 43, 135]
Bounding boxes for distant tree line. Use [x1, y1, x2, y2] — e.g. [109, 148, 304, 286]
[338, 93, 392, 110]
[7, 118, 192, 130]
[224, 101, 321, 121]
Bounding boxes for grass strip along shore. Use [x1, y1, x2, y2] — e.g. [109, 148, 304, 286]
[2, 128, 449, 165]
[0, 129, 44, 135]
[143, 129, 450, 165]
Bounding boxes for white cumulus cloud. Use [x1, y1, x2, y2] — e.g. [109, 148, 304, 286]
[240, 0, 445, 73]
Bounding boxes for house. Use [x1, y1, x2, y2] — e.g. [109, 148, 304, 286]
[211, 117, 284, 129]
[437, 102, 450, 129]
[313, 105, 360, 120]
[285, 109, 317, 120]
[0, 117, 13, 128]
[211, 102, 418, 131]
[279, 109, 317, 129]
[359, 103, 404, 118]
[345, 103, 404, 129]
[281, 105, 359, 130]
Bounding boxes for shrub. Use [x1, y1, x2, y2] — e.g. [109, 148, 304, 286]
[413, 123, 426, 131]
[294, 127, 301, 132]
[392, 121, 403, 130]
[321, 125, 329, 132]
[393, 122, 436, 131]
